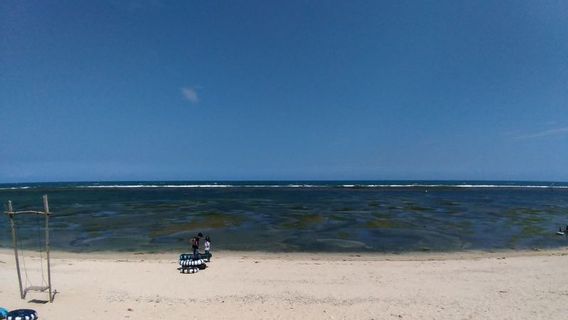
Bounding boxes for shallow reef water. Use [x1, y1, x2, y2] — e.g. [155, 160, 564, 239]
[1, 181, 567, 253]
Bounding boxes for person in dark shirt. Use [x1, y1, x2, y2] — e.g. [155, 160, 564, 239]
[191, 232, 204, 259]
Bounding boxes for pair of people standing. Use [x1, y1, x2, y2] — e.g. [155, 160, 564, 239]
[190, 232, 211, 261]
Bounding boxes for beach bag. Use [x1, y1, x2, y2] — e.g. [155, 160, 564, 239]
[7, 309, 38, 320]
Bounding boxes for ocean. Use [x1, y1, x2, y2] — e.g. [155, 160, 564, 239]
[1, 181, 567, 253]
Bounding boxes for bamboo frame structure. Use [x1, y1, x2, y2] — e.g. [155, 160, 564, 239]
[5, 195, 55, 302]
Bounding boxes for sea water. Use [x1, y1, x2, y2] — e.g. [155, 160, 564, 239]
[0, 181, 567, 253]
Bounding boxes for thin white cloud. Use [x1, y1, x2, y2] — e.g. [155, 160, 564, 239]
[181, 87, 199, 104]
[514, 127, 568, 140]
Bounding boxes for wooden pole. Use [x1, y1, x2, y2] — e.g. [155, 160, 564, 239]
[8, 201, 25, 299]
[43, 195, 53, 302]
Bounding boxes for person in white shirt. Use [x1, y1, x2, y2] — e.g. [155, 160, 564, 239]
[204, 235, 211, 262]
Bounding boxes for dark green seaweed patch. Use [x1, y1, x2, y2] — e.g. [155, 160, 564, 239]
[437, 220, 474, 236]
[405, 205, 429, 212]
[504, 207, 545, 217]
[329, 214, 352, 222]
[520, 224, 547, 236]
[504, 207, 550, 247]
[288, 205, 309, 211]
[82, 222, 108, 233]
[337, 231, 350, 239]
[366, 218, 400, 229]
[372, 211, 388, 218]
[368, 201, 381, 208]
[439, 200, 460, 207]
[281, 213, 324, 229]
[508, 224, 549, 248]
[149, 212, 245, 237]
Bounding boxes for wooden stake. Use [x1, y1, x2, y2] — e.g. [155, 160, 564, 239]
[8, 201, 25, 299]
[43, 195, 53, 302]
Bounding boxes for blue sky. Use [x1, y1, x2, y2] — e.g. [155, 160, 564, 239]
[1, 0, 567, 182]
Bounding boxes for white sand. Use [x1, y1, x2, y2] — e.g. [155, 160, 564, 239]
[0, 248, 567, 319]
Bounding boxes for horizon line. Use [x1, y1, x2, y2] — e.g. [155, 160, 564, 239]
[1, 178, 568, 185]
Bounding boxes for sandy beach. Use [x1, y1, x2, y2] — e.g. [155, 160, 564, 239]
[0, 248, 567, 319]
